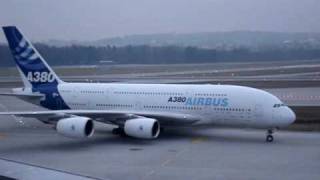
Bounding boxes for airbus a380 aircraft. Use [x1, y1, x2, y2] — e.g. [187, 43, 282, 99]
[0, 26, 295, 142]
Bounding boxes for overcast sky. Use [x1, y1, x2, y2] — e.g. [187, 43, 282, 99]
[0, 0, 320, 42]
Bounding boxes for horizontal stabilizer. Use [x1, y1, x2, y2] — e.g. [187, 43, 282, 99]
[0, 92, 44, 98]
[0, 92, 44, 106]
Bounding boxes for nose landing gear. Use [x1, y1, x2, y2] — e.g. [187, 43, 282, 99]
[266, 129, 274, 142]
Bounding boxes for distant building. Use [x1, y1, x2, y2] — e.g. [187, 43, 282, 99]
[97, 60, 116, 74]
[99, 60, 115, 65]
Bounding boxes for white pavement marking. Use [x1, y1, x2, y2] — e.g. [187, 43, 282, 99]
[0, 102, 24, 125]
[142, 170, 155, 180]
[142, 148, 188, 179]
[0, 158, 102, 180]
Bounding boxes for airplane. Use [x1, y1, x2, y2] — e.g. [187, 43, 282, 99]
[0, 26, 296, 142]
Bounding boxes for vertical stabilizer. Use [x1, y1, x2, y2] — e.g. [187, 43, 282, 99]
[2, 26, 69, 110]
[2, 26, 63, 89]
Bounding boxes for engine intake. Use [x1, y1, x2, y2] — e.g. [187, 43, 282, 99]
[56, 116, 94, 138]
[124, 117, 160, 139]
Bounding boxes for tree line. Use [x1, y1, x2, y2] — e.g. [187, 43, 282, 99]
[0, 44, 320, 67]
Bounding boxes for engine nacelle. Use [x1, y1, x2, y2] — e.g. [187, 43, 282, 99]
[56, 116, 94, 138]
[124, 118, 160, 139]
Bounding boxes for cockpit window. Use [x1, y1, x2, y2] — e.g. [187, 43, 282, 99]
[273, 103, 286, 108]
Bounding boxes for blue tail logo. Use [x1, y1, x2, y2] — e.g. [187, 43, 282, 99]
[2, 26, 69, 110]
[2, 26, 62, 89]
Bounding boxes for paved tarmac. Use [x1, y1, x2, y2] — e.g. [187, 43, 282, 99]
[0, 94, 319, 180]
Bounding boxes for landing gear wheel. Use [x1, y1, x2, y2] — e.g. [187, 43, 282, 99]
[266, 129, 274, 142]
[266, 135, 274, 142]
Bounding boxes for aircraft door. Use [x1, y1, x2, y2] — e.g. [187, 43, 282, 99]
[135, 101, 142, 111]
[52, 92, 64, 110]
[254, 104, 263, 118]
[105, 87, 112, 101]
[56, 97, 63, 109]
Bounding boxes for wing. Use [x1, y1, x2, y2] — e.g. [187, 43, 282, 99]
[0, 110, 201, 127]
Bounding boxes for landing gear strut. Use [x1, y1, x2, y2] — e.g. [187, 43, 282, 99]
[112, 127, 126, 137]
[266, 129, 274, 142]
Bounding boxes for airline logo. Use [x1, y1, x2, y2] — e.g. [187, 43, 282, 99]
[12, 37, 56, 85]
[12, 38, 55, 83]
[168, 96, 229, 107]
[3, 26, 58, 87]
[13, 38, 38, 62]
[2, 26, 69, 110]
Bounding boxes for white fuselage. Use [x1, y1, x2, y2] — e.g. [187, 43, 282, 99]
[56, 83, 295, 129]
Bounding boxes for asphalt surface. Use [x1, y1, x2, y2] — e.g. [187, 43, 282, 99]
[0, 93, 319, 180]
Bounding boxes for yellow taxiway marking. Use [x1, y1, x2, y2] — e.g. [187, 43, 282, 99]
[0, 133, 6, 139]
[191, 137, 207, 144]
[161, 159, 173, 167]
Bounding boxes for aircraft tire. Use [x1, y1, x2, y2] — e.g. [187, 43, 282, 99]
[266, 135, 274, 142]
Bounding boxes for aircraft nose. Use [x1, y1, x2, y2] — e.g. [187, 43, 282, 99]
[284, 107, 296, 125]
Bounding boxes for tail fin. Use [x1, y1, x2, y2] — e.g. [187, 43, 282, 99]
[2, 26, 63, 89]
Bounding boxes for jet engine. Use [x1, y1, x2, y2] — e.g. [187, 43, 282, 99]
[124, 117, 160, 139]
[56, 116, 94, 138]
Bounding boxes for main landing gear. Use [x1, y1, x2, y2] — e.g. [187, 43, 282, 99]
[112, 127, 126, 137]
[266, 129, 274, 142]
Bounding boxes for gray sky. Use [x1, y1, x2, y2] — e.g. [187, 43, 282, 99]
[0, 0, 320, 42]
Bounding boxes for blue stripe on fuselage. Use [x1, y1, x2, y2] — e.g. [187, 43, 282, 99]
[35, 85, 70, 110]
